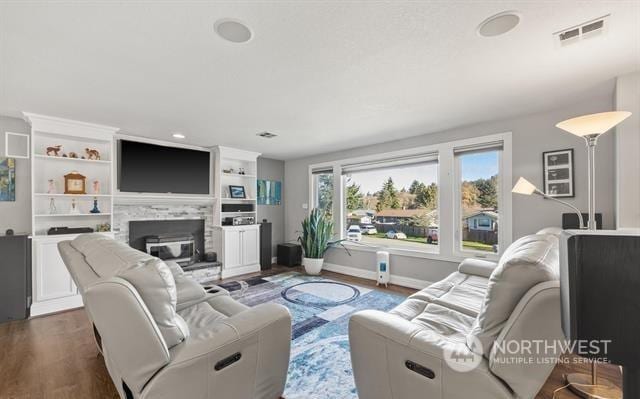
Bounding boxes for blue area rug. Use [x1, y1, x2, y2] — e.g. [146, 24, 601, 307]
[218, 272, 407, 399]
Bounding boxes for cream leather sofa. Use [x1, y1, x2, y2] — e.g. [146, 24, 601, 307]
[58, 234, 291, 399]
[349, 228, 564, 399]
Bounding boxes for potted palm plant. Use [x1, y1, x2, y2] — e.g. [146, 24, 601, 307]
[298, 208, 341, 275]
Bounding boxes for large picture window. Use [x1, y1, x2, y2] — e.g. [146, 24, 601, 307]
[308, 133, 511, 260]
[342, 155, 439, 253]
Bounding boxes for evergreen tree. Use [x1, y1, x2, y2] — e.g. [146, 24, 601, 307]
[376, 177, 400, 211]
[346, 182, 364, 211]
[474, 175, 498, 209]
[416, 182, 438, 209]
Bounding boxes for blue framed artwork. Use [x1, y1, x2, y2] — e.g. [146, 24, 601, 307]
[257, 179, 281, 205]
[0, 157, 16, 201]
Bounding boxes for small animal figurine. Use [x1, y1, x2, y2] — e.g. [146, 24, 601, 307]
[68, 152, 78, 159]
[47, 179, 57, 194]
[85, 148, 101, 160]
[46, 145, 62, 156]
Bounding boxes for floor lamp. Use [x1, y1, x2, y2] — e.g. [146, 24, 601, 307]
[512, 177, 586, 228]
[555, 111, 632, 230]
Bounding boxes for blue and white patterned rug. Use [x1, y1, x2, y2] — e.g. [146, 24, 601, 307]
[218, 271, 407, 399]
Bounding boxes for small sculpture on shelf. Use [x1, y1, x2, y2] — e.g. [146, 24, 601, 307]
[85, 148, 101, 160]
[238, 168, 245, 175]
[69, 198, 81, 214]
[223, 168, 235, 174]
[47, 179, 57, 194]
[68, 151, 78, 159]
[49, 198, 57, 214]
[46, 145, 62, 156]
[90, 198, 101, 214]
[96, 223, 110, 232]
[92, 180, 101, 194]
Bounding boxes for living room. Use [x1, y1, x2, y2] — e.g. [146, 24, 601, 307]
[0, 2, 639, 399]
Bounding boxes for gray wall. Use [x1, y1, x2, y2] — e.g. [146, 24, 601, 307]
[0, 115, 31, 234]
[257, 157, 285, 256]
[615, 70, 640, 229]
[284, 89, 616, 284]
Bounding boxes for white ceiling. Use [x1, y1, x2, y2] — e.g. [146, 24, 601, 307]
[1, 1, 639, 160]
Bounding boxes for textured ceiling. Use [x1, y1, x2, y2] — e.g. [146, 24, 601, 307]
[1, 1, 639, 159]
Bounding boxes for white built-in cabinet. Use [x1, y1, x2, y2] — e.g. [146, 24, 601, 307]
[219, 225, 260, 278]
[24, 113, 119, 316]
[212, 146, 262, 278]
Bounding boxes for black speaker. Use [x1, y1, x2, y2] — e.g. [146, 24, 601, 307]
[560, 231, 640, 397]
[221, 203, 254, 213]
[260, 221, 272, 270]
[277, 243, 301, 267]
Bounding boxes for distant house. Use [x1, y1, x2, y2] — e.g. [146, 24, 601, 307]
[347, 209, 375, 225]
[375, 209, 437, 225]
[464, 211, 498, 231]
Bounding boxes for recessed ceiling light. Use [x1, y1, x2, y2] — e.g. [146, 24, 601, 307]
[172, 133, 185, 139]
[477, 11, 521, 37]
[257, 131, 277, 139]
[214, 19, 252, 43]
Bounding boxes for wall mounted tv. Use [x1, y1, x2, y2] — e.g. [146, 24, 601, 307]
[118, 140, 211, 194]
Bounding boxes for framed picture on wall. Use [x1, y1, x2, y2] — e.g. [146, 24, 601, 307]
[542, 149, 574, 198]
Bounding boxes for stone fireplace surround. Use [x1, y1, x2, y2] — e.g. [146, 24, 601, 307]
[113, 203, 215, 252]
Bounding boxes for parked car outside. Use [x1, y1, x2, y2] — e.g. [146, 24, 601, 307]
[347, 225, 362, 242]
[361, 225, 378, 235]
[426, 227, 438, 244]
[385, 230, 407, 240]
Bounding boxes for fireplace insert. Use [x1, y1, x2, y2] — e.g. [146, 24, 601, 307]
[145, 233, 195, 266]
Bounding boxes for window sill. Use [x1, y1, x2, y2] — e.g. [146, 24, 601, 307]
[334, 242, 465, 263]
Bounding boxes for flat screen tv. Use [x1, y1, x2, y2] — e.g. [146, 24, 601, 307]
[118, 140, 211, 194]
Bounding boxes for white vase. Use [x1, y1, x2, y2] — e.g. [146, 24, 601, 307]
[302, 257, 324, 275]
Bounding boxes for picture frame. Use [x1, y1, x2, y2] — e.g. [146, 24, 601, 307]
[542, 149, 574, 198]
[0, 157, 16, 201]
[257, 179, 282, 205]
[64, 171, 87, 194]
[229, 185, 246, 199]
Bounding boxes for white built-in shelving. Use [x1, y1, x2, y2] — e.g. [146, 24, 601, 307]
[24, 112, 119, 317]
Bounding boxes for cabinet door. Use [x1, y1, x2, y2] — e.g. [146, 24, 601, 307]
[34, 240, 77, 302]
[224, 230, 243, 269]
[241, 228, 260, 266]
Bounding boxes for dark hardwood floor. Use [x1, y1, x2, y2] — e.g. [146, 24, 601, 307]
[0, 266, 622, 399]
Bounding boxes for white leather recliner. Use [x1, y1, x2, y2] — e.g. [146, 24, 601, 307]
[349, 228, 564, 399]
[58, 234, 292, 399]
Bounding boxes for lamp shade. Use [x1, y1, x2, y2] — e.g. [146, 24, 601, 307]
[556, 111, 631, 137]
[512, 177, 537, 195]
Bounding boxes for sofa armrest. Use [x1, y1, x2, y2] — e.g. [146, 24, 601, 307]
[145, 303, 292, 399]
[458, 258, 498, 278]
[350, 310, 424, 346]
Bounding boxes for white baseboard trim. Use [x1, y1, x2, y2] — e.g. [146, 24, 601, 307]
[323, 262, 431, 290]
[30, 295, 84, 317]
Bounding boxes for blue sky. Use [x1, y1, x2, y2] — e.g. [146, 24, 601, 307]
[347, 151, 498, 194]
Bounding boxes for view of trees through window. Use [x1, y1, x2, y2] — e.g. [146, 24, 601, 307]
[313, 172, 333, 216]
[458, 150, 500, 253]
[343, 162, 439, 252]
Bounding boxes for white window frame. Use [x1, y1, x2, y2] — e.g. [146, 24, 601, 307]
[308, 132, 512, 262]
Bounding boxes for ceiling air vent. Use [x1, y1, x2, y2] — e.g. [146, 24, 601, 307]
[554, 15, 609, 46]
[257, 131, 277, 139]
